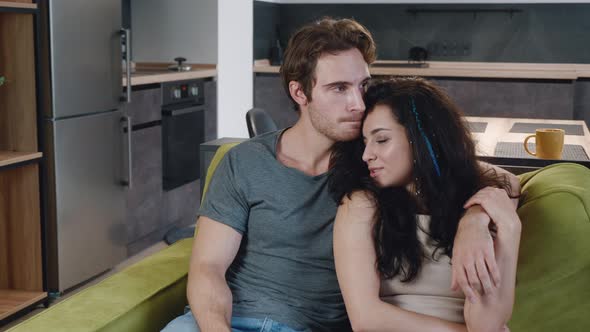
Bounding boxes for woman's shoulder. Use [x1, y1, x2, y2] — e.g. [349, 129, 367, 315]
[335, 190, 378, 227]
[342, 189, 375, 205]
[338, 190, 378, 220]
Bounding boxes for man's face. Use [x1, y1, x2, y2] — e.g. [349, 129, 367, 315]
[307, 48, 370, 142]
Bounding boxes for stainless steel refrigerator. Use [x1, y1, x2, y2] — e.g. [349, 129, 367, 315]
[42, 0, 131, 293]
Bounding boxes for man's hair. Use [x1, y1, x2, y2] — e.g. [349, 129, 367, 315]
[280, 17, 376, 111]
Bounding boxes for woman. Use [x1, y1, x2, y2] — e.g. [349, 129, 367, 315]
[329, 77, 521, 332]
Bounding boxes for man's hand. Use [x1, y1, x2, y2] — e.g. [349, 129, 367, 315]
[464, 187, 521, 234]
[451, 205, 500, 304]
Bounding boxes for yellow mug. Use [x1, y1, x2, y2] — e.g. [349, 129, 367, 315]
[524, 128, 565, 159]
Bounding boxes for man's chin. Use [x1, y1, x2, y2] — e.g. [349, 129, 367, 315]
[335, 128, 361, 142]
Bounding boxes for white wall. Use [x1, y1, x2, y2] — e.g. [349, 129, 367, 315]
[217, 0, 252, 138]
[131, 0, 217, 64]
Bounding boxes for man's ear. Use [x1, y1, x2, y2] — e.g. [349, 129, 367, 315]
[288, 81, 308, 106]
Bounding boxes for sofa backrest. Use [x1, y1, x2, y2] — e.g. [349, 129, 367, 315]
[195, 142, 241, 238]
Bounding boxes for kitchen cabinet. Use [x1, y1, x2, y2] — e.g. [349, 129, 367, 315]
[126, 125, 164, 255]
[123, 80, 217, 256]
[121, 87, 165, 256]
[253, 72, 585, 125]
[204, 80, 218, 141]
[0, 1, 46, 321]
[256, 0, 574, 3]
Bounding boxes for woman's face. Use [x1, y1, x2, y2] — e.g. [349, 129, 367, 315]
[362, 104, 414, 188]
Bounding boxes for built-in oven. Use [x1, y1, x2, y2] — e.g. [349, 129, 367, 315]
[161, 79, 206, 191]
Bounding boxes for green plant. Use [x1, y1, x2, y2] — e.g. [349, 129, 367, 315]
[0, 75, 5, 86]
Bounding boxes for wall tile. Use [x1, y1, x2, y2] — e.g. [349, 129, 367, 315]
[254, 2, 590, 64]
[254, 74, 298, 129]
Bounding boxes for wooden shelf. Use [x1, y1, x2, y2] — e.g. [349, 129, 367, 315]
[0, 151, 42, 168]
[0, 0, 44, 323]
[0, 1, 37, 10]
[0, 12, 38, 153]
[0, 290, 46, 320]
[0, 163, 43, 295]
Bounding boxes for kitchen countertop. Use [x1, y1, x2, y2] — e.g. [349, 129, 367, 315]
[123, 63, 217, 87]
[254, 60, 590, 80]
[467, 116, 590, 159]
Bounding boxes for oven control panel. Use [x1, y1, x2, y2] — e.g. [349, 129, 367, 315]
[162, 79, 205, 105]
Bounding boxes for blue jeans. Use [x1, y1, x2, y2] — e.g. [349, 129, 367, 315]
[161, 306, 307, 332]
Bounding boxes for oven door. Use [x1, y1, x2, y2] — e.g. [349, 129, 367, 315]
[162, 103, 206, 191]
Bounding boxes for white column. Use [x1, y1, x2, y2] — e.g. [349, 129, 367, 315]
[217, 0, 253, 138]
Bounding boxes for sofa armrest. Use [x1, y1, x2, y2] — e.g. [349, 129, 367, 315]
[510, 163, 590, 332]
[7, 239, 193, 332]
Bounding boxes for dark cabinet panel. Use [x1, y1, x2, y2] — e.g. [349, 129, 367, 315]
[204, 80, 217, 141]
[430, 78, 575, 119]
[120, 87, 162, 125]
[125, 80, 216, 255]
[254, 74, 297, 130]
[574, 79, 590, 129]
[254, 73, 581, 122]
[126, 125, 163, 251]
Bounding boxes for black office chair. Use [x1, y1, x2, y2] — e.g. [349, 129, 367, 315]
[246, 108, 278, 138]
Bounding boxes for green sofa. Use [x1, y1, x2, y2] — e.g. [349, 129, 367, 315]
[7, 144, 590, 332]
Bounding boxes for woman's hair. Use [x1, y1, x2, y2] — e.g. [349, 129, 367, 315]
[329, 77, 511, 282]
[280, 17, 376, 111]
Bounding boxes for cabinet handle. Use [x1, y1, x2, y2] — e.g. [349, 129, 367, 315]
[122, 116, 133, 188]
[121, 28, 132, 103]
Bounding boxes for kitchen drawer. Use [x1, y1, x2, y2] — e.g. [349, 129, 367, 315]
[120, 85, 162, 125]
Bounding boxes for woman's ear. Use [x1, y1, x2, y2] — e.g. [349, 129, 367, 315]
[289, 81, 308, 106]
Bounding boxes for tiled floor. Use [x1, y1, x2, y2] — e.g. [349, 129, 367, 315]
[0, 241, 169, 331]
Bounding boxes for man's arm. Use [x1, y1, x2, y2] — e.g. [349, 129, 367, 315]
[462, 187, 522, 332]
[451, 162, 521, 301]
[478, 161, 521, 200]
[187, 216, 242, 332]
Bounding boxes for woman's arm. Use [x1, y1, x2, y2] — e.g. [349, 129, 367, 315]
[462, 188, 522, 332]
[334, 191, 468, 332]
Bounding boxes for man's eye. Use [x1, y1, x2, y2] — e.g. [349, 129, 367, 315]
[334, 85, 346, 92]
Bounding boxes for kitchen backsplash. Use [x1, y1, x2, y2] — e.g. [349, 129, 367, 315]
[254, 2, 590, 64]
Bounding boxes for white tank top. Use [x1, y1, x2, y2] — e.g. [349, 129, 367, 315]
[380, 215, 465, 323]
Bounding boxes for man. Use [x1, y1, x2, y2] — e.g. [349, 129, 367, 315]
[163, 18, 518, 332]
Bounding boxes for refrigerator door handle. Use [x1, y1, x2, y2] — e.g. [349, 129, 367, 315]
[121, 116, 133, 188]
[120, 28, 132, 103]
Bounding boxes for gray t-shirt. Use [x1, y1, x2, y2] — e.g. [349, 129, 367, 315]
[199, 130, 349, 331]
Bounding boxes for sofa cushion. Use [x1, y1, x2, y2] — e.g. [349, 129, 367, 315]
[509, 163, 590, 331]
[7, 238, 193, 332]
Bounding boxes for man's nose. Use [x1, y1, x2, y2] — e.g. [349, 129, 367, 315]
[349, 88, 365, 113]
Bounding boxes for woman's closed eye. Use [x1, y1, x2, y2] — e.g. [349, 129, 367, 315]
[376, 138, 389, 144]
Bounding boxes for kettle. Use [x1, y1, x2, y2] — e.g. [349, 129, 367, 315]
[409, 47, 429, 63]
[168, 57, 192, 72]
